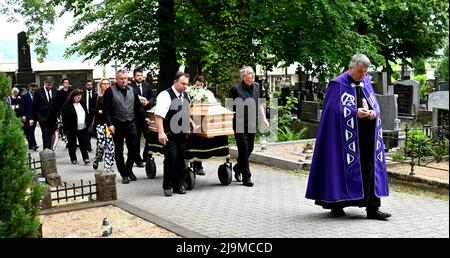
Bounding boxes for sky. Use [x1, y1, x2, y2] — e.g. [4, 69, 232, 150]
[0, 11, 95, 61]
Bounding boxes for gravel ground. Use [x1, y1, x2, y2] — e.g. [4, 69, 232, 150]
[39, 205, 180, 238]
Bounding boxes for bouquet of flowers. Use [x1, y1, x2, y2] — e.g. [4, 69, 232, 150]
[186, 85, 208, 104]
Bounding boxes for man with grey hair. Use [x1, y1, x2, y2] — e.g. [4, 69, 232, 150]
[103, 69, 150, 184]
[230, 66, 269, 187]
[305, 54, 391, 220]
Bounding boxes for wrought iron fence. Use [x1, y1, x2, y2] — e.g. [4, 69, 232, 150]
[384, 125, 449, 175]
[27, 153, 42, 174]
[51, 179, 98, 203]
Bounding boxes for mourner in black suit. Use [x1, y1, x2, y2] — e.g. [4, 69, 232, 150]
[21, 83, 38, 150]
[61, 89, 90, 164]
[57, 78, 73, 109]
[130, 67, 153, 167]
[30, 77, 61, 150]
[230, 66, 269, 187]
[82, 80, 96, 151]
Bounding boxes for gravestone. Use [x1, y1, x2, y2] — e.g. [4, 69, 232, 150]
[438, 81, 449, 91]
[280, 87, 290, 106]
[15, 31, 35, 87]
[370, 71, 388, 95]
[432, 107, 449, 139]
[416, 110, 433, 126]
[395, 80, 420, 115]
[304, 81, 315, 101]
[375, 94, 398, 130]
[299, 101, 320, 122]
[427, 91, 449, 111]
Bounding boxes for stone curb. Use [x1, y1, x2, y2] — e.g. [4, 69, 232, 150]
[230, 146, 448, 190]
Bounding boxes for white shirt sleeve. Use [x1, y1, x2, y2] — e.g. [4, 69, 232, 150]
[206, 90, 217, 103]
[154, 91, 171, 118]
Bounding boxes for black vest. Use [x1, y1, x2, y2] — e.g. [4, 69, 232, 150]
[233, 81, 261, 133]
[163, 88, 190, 135]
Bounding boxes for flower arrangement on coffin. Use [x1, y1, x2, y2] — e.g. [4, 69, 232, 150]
[186, 85, 208, 104]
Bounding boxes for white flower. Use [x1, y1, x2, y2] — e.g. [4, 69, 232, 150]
[187, 85, 208, 103]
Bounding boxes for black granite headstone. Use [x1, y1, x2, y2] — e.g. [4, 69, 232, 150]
[299, 101, 320, 122]
[432, 108, 449, 139]
[15, 31, 35, 86]
[394, 84, 413, 115]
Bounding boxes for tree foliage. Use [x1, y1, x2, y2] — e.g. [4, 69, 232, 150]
[436, 44, 449, 80]
[2, 0, 448, 89]
[0, 73, 44, 237]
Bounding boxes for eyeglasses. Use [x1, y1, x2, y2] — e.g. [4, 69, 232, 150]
[101, 82, 110, 85]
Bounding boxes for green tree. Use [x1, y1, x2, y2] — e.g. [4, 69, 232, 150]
[0, 73, 44, 237]
[436, 44, 449, 80]
[366, 0, 449, 80]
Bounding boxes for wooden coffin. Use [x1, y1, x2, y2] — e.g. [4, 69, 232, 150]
[147, 102, 235, 138]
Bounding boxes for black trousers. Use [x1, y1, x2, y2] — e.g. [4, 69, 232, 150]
[39, 120, 56, 149]
[163, 133, 187, 190]
[112, 120, 138, 178]
[135, 119, 145, 163]
[234, 133, 255, 181]
[67, 128, 89, 162]
[23, 122, 37, 148]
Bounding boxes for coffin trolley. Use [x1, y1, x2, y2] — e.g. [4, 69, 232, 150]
[144, 102, 235, 189]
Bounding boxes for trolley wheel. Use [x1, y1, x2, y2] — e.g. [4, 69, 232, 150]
[145, 157, 157, 179]
[184, 168, 196, 190]
[218, 163, 232, 185]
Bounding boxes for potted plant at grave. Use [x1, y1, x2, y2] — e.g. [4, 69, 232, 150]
[389, 146, 404, 161]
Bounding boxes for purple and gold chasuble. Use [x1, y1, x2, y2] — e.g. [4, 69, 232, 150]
[305, 72, 389, 202]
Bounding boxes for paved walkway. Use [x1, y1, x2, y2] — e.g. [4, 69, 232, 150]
[31, 130, 449, 238]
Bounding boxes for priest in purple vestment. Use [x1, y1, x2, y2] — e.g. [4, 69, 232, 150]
[305, 54, 391, 221]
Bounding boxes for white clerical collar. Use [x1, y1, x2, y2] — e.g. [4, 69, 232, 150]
[350, 82, 364, 88]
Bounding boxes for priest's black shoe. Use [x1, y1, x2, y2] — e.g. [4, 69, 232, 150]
[242, 179, 254, 187]
[135, 161, 144, 168]
[367, 210, 391, 220]
[330, 208, 345, 217]
[122, 176, 130, 184]
[173, 187, 186, 194]
[129, 172, 137, 181]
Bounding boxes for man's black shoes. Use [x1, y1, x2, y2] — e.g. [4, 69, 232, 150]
[233, 164, 242, 182]
[136, 161, 144, 168]
[367, 210, 391, 220]
[129, 172, 137, 181]
[174, 186, 187, 194]
[196, 168, 205, 176]
[242, 179, 254, 187]
[330, 208, 346, 218]
[122, 176, 130, 184]
[164, 189, 173, 197]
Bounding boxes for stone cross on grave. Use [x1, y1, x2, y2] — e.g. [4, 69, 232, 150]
[21, 45, 27, 55]
[111, 61, 121, 73]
